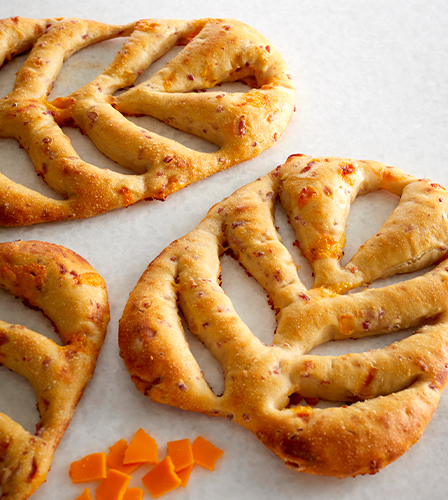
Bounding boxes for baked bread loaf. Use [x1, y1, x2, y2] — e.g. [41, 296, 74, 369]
[0, 16, 295, 226]
[119, 154, 448, 477]
[0, 240, 109, 499]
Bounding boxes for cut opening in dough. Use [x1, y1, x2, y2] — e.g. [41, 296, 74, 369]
[181, 315, 225, 396]
[341, 189, 400, 267]
[220, 251, 276, 346]
[0, 367, 39, 434]
[62, 127, 136, 175]
[274, 198, 314, 289]
[0, 138, 65, 200]
[0, 288, 62, 346]
[126, 114, 219, 154]
[48, 37, 130, 100]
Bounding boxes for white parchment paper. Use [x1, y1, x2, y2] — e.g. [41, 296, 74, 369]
[1, 1, 447, 499]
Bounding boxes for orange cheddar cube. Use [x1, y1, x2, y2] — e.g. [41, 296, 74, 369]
[69, 452, 107, 483]
[123, 487, 145, 500]
[176, 464, 194, 487]
[123, 428, 158, 465]
[141, 456, 181, 499]
[95, 469, 132, 500]
[166, 438, 193, 472]
[192, 436, 224, 471]
[107, 438, 142, 474]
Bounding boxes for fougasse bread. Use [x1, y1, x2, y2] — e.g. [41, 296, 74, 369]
[0, 240, 110, 500]
[0, 16, 295, 226]
[119, 154, 448, 478]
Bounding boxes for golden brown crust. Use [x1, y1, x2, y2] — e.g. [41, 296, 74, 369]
[0, 16, 295, 226]
[0, 17, 57, 65]
[119, 154, 448, 477]
[0, 240, 109, 500]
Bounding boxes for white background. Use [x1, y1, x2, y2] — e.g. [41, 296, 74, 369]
[1, 1, 447, 499]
